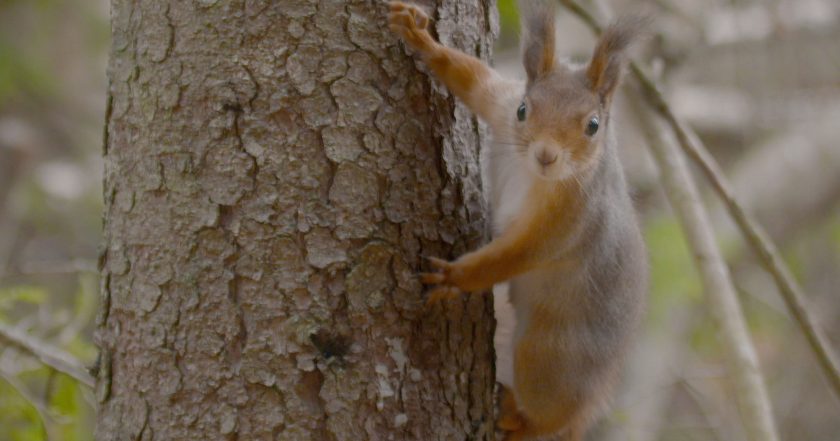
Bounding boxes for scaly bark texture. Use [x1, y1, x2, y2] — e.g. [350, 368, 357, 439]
[95, 0, 498, 440]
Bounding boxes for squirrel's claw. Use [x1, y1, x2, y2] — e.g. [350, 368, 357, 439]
[425, 285, 462, 307]
[388, 1, 433, 51]
[388, 1, 429, 28]
[419, 255, 452, 281]
[420, 255, 462, 305]
[424, 256, 451, 270]
[420, 272, 446, 284]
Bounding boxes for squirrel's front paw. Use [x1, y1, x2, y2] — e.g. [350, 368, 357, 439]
[420, 256, 464, 306]
[388, 1, 433, 51]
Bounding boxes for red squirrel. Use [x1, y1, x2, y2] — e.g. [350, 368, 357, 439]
[389, 1, 648, 440]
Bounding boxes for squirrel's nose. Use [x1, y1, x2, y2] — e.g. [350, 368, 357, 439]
[536, 150, 558, 166]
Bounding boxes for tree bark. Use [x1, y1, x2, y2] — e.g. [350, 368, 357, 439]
[95, 1, 498, 440]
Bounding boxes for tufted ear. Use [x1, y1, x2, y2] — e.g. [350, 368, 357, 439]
[586, 16, 645, 105]
[521, 0, 556, 83]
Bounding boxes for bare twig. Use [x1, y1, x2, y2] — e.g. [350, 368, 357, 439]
[0, 366, 55, 440]
[559, 0, 840, 408]
[605, 306, 698, 441]
[628, 87, 779, 441]
[0, 259, 98, 279]
[0, 322, 94, 388]
[723, 122, 840, 243]
[678, 377, 729, 441]
[633, 45, 840, 407]
[560, 1, 780, 439]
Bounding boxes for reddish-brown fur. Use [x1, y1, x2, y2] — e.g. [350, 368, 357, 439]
[389, 2, 647, 440]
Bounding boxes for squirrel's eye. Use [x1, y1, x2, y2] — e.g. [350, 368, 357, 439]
[517, 103, 527, 122]
[586, 116, 599, 136]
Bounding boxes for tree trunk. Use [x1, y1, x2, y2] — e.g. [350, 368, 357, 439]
[95, 0, 497, 440]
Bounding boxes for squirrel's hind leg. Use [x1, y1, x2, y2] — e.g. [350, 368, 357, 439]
[497, 386, 525, 432]
[502, 421, 586, 441]
[500, 404, 589, 441]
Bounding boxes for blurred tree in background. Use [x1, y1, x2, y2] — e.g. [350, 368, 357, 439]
[1, 0, 839, 440]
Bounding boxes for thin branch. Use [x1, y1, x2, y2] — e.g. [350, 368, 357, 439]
[604, 305, 698, 441]
[635, 50, 840, 405]
[631, 66, 840, 403]
[0, 322, 94, 388]
[0, 366, 55, 440]
[0, 259, 98, 279]
[560, 2, 780, 440]
[629, 87, 779, 441]
[678, 378, 727, 441]
[565, 4, 780, 439]
[560, 0, 840, 408]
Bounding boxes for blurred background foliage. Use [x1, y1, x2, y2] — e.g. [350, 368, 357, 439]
[0, 0, 105, 438]
[0, 0, 838, 440]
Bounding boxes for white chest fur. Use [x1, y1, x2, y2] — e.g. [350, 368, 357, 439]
[483, 134, 534, 388]
[483, 139, 533, 236]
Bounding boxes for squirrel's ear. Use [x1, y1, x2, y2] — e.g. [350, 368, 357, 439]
[586, 16, 645, 104]
[521, 1, 556, 82]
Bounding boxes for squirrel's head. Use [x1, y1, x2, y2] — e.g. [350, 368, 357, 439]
[515, 4, 643, 182]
